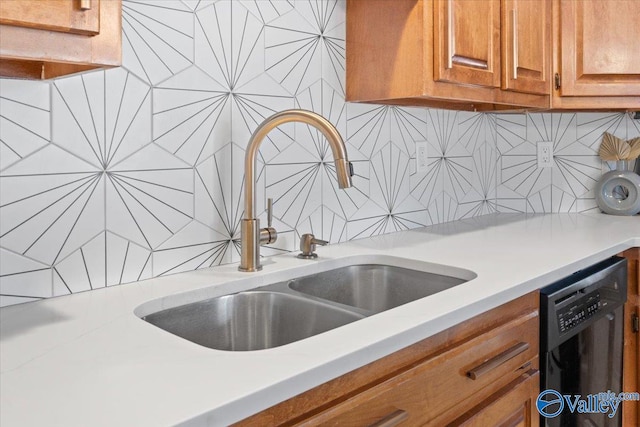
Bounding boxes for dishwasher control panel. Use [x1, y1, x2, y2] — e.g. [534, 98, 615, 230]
[540, 256, 627, 352]
[557, 291, 601, 333]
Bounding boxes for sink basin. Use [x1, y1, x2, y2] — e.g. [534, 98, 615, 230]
[137, 258, 475, 351]
[141, 291, 364, 351]
[287, 264, 467, 313]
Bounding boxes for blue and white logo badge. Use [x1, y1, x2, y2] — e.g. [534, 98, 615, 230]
[537, 389, 564, 418]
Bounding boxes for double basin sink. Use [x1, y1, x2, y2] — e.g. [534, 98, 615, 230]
[139, 261, 475, 352]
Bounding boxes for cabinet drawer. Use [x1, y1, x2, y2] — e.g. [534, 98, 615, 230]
[301, 311, 538, 426]
[447, 370, 540, 427]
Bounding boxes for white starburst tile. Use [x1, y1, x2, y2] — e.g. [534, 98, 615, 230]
[106, 144, 193, 250]
[266, 142, 323, 229]
[296, 79, 346, 139]
[551, 185, 577, 213]
[295, 205, 347, 243]
[527, 113, 577, 151]
[0, 249, 51, 306]
[0, 145, 104, 266]
[576, 112, 626, 151]
[153, 66, 231, 165]
[230, 73, 295, 163]
[346, 103, 390, 160]
[459, 141, 497, 217]
[425, 110, 475, 206]
[53, 233, 106, 293]
[295, 0, 347, 95]
[195, 1, 264, 90]
[53, 232, 152, 294]
[496, 113, 527, 155]
[122, 0, 194, 85]
[53, 69, 152, 169]
[153, 221, 233, 275]
[553, 141, 601, 199]
[0, 79, 50, 171]
[240, 0, 294, 24]
[195, 142, 258, 250]
[526, 185, 552, 213]
[265, 9, 322, 95]
[348, 143, 427, 239]
[495, 184, 528, 214]
[390, 107, 428, 157]
[458, 112, 490, 155]
[499, 141, 551, 198]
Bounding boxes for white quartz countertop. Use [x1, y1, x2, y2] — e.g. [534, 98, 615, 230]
[1, 213, 639, 426]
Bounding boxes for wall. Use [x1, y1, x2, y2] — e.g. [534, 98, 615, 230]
[0, 0, 638, 307]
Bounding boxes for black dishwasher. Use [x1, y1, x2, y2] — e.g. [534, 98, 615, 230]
[539, 256, 627, 427]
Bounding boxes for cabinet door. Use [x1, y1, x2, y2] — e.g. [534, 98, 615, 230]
[0, 0, 100, 36]
[501, 0, 550, 95]
[434, 0, 501, 88]
[451, 371, 540, 427]
[558, 0, 640, 96]
[622, 248, 639, 427]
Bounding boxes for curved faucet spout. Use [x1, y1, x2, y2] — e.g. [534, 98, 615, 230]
[244, 109, 352, 219]
[240, 109, 354, 272]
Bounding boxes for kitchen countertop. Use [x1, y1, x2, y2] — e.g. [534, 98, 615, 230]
[1, 213, 639, 426]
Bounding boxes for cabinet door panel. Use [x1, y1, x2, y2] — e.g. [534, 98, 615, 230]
[559, 0, 640, 96]
[434, 0, 500, 88]
[0, 0, 100, 36]
[502, 0, 550, 95]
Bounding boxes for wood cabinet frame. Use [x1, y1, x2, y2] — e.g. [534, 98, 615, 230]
[0, 0, 121, 79]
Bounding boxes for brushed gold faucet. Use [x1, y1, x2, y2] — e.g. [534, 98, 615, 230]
[239, 109, 354, 272]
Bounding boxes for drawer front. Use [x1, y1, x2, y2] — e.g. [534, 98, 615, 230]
[447, 370, 540, 427]
[301, 311, 539, 426]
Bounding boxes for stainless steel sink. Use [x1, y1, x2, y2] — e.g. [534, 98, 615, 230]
[287, 264, 467, 313]
[141, 291, 364, 351]
[138, 260, 474, 351]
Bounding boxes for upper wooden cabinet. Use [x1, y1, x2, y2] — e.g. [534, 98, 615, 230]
[0, 0, 121, 80]
[502, 0, 551, 96]
[552, 0, 640, 109]
[433, 0, 501, 89]
[347, 0, 638, 111]
[347, 0, 550, 111]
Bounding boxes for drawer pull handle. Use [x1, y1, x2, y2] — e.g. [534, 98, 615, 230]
[466, 342, 529, 380]
[79, 0, 91, 11]
[368, 409, 408, 427]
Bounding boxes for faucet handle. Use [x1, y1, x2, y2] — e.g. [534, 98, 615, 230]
[267, 198, 273, 228]
[297, 233, 328, 259]
[259, 198, 278, 245]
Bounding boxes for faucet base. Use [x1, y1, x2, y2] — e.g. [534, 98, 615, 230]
[239, 218, 262, 272]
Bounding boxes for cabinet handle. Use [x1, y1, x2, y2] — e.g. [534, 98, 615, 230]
[466, 341, 529, 380]
[79, 0, 91, 11]
[368, 410, 408, 427]
[511, 9, 518, 79]
[447, 0, 454, 69]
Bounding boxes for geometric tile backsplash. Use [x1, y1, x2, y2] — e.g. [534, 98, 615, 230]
[1, 0, 638, 307]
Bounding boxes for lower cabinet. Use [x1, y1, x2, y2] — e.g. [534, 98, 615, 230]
[621, 248, 640, 427]
[449, 371, 539, 427]
[236, 292, 540, 427]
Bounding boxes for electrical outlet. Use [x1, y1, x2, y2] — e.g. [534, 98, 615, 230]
[416, 142, 428, 173]
[537, 141, 553, 168]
